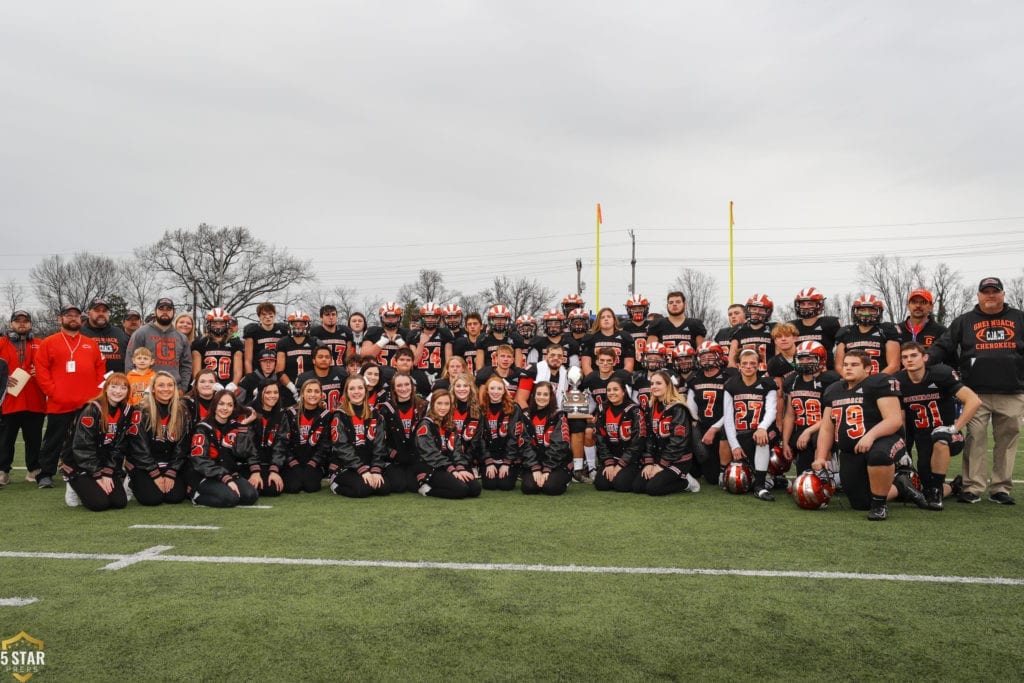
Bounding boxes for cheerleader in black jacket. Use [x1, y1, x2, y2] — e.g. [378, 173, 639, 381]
[450, 372, 482, 473]
[328, 375, 390, 498]
[636, 370, 698, 495]
[126, 371, 191, 505]
[520, 382, 572, 496]
[377, 372, 427, 493]
[415, 389, 481, 499]
[479, 375, 526, 491]
[189, 389, 259, 507]
[239, 378, 286, 497]
[593, 377, 647, 492]
[184, 369, 218, 424]
[60, 373, 134, 511]
[272, 378, 331, 493]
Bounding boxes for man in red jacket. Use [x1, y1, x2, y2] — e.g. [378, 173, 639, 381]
[0, 310, 47, 485]
[33, 304, 106, 489]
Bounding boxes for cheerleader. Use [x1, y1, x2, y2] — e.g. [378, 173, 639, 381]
[479, 375, 526, 491]
[593, 378, 646, 492]
[126, 371, 190, 505]
[520, 382, 572, 496]
[189, 390, 259, 507]
[272, 379, 331, 493]
[240, 379, 286, 497]
[414, 389, 481, 499]
[637, 370, 698, 495]
[377, 372, 427, 493]
[450, 372, 482, 473]
[185, 368, 218, 423]
[328, 375, 390, 498]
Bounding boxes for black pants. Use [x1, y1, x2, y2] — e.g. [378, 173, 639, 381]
[520, 468, 571, 496]
[39, 411, 77, 478]
[594, 462, 639, 492]
[482, 465, 518, 491]
[384, 463, 418, 493]
[129, 469, 189, 505]
[421, 468, 482, 499]
[283, 462, 323, 493]
[0, 410, 45, 472]
[791, 432, 819, 474]
[331, 469, 392, 498]
[693, 423, 724, 485]
[69, 473, 129, 511]
[193, 477, 259, 507]
[249, 468, 285, 497]
[632, 466, 689, 496]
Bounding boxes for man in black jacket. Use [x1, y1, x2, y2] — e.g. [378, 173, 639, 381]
[928, 277, 1024, 505]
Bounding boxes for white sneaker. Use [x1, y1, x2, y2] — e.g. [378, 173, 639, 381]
[65, 483, 81, 507]
[123, 476, 133, 502]
[685, 473, 701, 493]
[417, 483, 432, 497]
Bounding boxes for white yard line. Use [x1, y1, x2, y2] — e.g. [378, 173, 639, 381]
[0, 546, 1022, 585]
[130, 525, 220, 530]
[0, 597, 39, 606]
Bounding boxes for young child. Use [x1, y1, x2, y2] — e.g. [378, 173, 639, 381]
[127, 347, 156, 405]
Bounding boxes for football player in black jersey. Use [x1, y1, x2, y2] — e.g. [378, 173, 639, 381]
[361, 302, 417, 368]
[632, 341, 671, 412]
[896, 289, 947, 348]
[621, 294, 651, 364]
[723, 349, 781, 500]
[452, 312, 485, 374]
[479, 305, 526, 368]
[835, 294, 900, 375]
[781, 341, 840, 473]
[687, 341, 737, 485]
[728, 293, 775, 370]
[765, 322, 799, 386]
[413, 302, 454, 385]
[310, 305, 355, 368]
[789, 287, 841, 369]
[814, 349, 910, 520]
[442, 303, 465, 338]
[714, 304, 746, 344]
[192, 308, 243, 392]
[581, 307, 634, 374]
[526, 310, 581, 367]
[515, 315, 537, 349]
[276, 311, 320, 406]
[238, 349, 280, 406]
[647, 290, 706, 354]
[895, 342, 980, 509]
[474, 344, 532, 409]
[243, 302, 288, 373]
[561, 293, 585, 318]
[566, 308, 591, 347]
[295, 346, 347, 412]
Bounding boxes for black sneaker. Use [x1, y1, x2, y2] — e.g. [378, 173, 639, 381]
[948, 475, 963, 498]
[894, 472, 929, 509]
[989, 492, 1016, 505]
[958, 491, 981, 504]
[754, 488, 775, 502]
[37, 476, 54, 489]
[572, 469, 593, 485]
[925, 487, 943, 511]
[867, 504, 888, 521]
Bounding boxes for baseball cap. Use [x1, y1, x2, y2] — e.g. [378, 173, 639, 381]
[87, 297, 110, 310]
[907, 288, 933, 304]
[10, 310, 31, 322]
[155, 297, 175, 310]
[124, 310, 142, 319]
[259, 349, 278, 360]
[60, 304, 82, 315]
[978, 277, 1004, 292]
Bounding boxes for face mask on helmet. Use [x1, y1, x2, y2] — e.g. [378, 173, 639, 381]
[445, 314, 462, 330]
[698, 352, 722, 370]
[568, 316, 589, 335]
[628, 305, 648, 323]
[289, 321, 308, 337]
[746, 305, 769, 324]
[490, 317, 509, 333]
[644, 353, 665, 371]
[517, 323, 535, 339]
[207, 322, 228, 338]
[796, 300, 822, 319]
[382, 314, 401, 330]
[795, 354, 821, 375]
[543, 320, 564, 337]
[422, 315, 440, 330]
[675, 355, 696, 373]
[853, 306, 881, 326]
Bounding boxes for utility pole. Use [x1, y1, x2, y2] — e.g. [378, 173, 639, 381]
[575, 258, 583, 294]
[628, 229, 636, 296]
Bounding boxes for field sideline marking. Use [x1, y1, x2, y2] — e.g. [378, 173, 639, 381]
[0, 546, 1023, 586]
[130, 525, 220, 530]
[0, 597, 39, 606]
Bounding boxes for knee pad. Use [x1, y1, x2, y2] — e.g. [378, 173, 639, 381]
[931, 429, 965, 456]
[866, 436, 905, 467]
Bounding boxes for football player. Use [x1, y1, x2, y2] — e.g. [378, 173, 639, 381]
[275, 311, 320, 407]
[781, 341, 840, 473]
[765, 322, 799, 386]
[561, 293, 585, 318]
[526, 310, 581, 367]
[237, 349, 281, 406]
[728, 293, 775, 370]
[632, 341, 672, 412]
[814, 349, 914, 520]
[723, 349, 781, 500]
[413, 302, 454, 385]
[647, 291, 707, 353]
[442, 303, 465, 338]
[478, 305, 526, 368]
[566, 308, 591, 346]
[834, 294, 900, 375]
[896, 289, 947, 348]
[621, 294, 651, 363]
[295, 345, 347, 412]
[361, 302, 417, 368]
[686, 341, 737, 485]
[714, 304, 747, 344]
[452, 312, 485, 374]
[385, 347, 432, 397]
[243, 302, 289, 374]
[581, 307, 634, 375]
[474, 343, 532, 409]
[672, 342, 698, 391]
[789, 288, 841, 369]
[192, 308, 243, 391]
[515, 315, 537, 347]
[309, 304, 355, 367]
[894, 341, 981, 509]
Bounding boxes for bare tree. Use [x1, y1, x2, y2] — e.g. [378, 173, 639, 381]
[137, 224, 309, 316]
[1, 279, 26, 323]
[925, 262, 972, 325]
[478, 276, 556, 318]
[396, 269, 456, 306]
[457, 293, 486, 318]
[29, 253, 123, 314]
[670, 268, 725, 335]
[118, 259, 168, 314]
[855, 255, 924, 323]
[1003, 273, 1024, 310]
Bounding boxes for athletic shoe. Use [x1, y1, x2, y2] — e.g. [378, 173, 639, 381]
[867, 504, 888, 521]
[65, 483, 80, 507]
[989, 492, 1016, 505]
[773, 475, 789, 492]
[924, 487, 943, 511]
[572, 469, 593, 485]
[0, 471, 9, 487]
[948, 475, 963, 498]
[957, 491, 981, 504]
[417, 483, 432, 497]
[37, 476, 53, 489]
[684, 473, 701, 493]
[26, 469, 40, 483]
[754, 488, 774, 502]
[123, 477, 133, 502]
[893, 470, 929, 509]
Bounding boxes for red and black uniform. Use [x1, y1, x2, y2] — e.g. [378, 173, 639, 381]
[766, 353, 796, 380]
[276, 335, 320, 401]
[593, 399, 647, 492]
[478, 331, 525, 367]
[527, 335, 581, 367]
[363, 326, 416, 367]
[192, 336, 243, 383]
[244, 322, 289, 361]
[636, 400, 694, 495]
[0, 332, 46, 477]
[378, 398, 427, 493]
[125, 400, 191, 505]
[414, 417, 481, 499]
[60, 401, 136, 511]
[782, 370, 841, 472]
[620, 321, 649, 363]
[835, 323, 901, 375]
[630, 373, 654, 412]
[296, 368, 347, 412]
[474, 366, 533, 399]
[310, 325, 356, 367]
[582, 331, 634, 371]
[894, 364, 964, 482]
[789, 316, 841, 369]
[723, 373, 780, 492]
[414, 328, 454, 384]
[452, 335, 482, 374]
[189, 417, 260, 507]
[648, 317, 707, 351]
[686, 367, 739, 483]
[520, 407, 571, 496]
[480, 402, 526, 491]
[273, 405, 331, 493]
[236, 404, 286, 496]
[730, 322, 776, 371]
[821, 373, 906, 509]
[328, 406, 390, 498]
[452, 399, 483, 470]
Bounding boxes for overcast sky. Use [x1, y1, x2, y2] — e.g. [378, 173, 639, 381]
[3, 1, 1023, 317]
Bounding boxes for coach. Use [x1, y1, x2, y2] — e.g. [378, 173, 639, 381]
[928, 277, 1024, 505]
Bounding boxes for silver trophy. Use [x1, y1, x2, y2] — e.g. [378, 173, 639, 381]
[562, 366, 592, 419]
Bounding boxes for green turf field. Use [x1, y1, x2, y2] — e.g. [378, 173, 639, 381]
[1, 438, 1023, 682]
